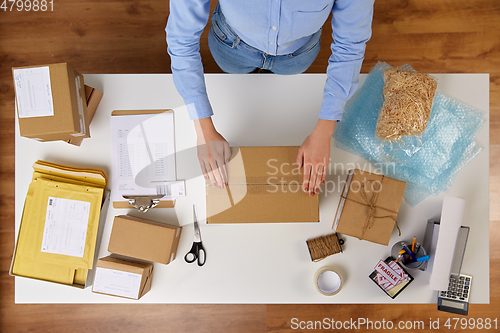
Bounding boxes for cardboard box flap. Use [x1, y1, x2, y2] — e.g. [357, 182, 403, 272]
[209, 146, 303, 185]
[207, 185, 318, 223]
[118, 214, 181, 230]
[97, 255, 153, 275]
[111, 110, 173, 116]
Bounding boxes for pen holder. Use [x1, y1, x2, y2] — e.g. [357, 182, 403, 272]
[391, 241, 428, 271]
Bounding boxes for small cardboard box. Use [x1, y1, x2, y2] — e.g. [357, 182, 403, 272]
[333, 169, 406, 246]
[206, 146, 319, 223]
[92, 255, 153, 300]
[108, 215, 182, 264]
[13, 63, 90, 141]
[67, 85, 103, 146]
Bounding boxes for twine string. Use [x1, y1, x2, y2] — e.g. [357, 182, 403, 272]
[307, 234, 342, 262]
[340, 175, 401, 240]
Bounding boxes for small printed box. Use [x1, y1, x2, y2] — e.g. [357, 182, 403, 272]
[92, 255, 153, 300]
[108, 215, 182, 265]
[369, 257, 414, 299]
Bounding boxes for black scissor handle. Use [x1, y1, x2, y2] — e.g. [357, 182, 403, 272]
[184, 242, 206, 266]
[196, 244, 206, 266]
[184, 243, 198, 263]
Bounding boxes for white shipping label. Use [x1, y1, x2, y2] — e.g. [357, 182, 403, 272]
[13, 66, 54, 118]
[93, 267, 143, 299]
[41, 197, 91, 258]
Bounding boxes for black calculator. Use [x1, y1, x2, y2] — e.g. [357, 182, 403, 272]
[437, 274, 472, 316]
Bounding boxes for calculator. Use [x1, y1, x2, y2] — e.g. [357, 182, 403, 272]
[437, 274, 472, 316]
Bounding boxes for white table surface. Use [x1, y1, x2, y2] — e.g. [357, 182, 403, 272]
[15, 73, 489, 304]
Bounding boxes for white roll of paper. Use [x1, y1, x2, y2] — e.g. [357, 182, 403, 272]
[429, 196, 466, 290]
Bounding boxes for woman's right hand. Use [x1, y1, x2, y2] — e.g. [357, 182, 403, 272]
[194, 117, 231, 189]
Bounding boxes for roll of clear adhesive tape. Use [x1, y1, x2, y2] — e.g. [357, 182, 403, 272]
[314, 267, 343, 296]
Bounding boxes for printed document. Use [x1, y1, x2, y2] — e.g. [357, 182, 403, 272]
[41, 197, 91, 258]
[110, 112, 185, 203]
[93, 267, 142, 299]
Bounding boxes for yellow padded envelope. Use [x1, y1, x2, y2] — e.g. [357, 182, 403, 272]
[12, 160, 106, 286]
[13, 182, 76, 284]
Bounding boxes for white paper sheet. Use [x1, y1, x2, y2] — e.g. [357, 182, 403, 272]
[429, 196, 466, 290]
[93, 267, 142, 299]
[41, 197, 91, 258]
[13, 66, 54, 118]
[110, 112, 185, 203]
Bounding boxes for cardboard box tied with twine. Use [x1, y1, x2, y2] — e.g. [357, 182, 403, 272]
[332, 169, 407, 246]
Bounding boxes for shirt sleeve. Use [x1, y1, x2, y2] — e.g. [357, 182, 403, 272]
[166, 0, 214, 120]
[318, 0, 374, 121]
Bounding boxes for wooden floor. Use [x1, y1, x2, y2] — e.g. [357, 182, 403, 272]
[1, 0, 499, 332]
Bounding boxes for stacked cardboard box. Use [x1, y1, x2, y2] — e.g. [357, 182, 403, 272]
[92, 215, 182, 299]
[13, 63, 102, 145]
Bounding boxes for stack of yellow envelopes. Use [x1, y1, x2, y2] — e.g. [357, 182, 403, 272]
[12, 160, 107, 287]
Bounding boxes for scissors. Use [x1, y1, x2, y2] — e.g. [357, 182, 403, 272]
[184, 205, 206, 266]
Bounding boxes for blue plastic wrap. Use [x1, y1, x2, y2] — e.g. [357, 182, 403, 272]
[333, 62, 484, 206]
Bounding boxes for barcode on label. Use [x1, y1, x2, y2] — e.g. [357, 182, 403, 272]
[48, 198, 53, 206]
[156, 185, 171, 196]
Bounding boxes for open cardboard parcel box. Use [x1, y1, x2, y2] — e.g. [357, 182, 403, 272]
[206, 146, 319, 223]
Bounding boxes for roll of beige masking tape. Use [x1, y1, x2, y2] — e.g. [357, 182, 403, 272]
[314, 267, 343, 296]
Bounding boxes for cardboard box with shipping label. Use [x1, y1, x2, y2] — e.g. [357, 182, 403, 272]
[332, 169, 407, 246]
[108, 215, 182, 264]
[206, 146, 319, 223]
[13, 63, 90, 141]
[92, 255, 153, 300]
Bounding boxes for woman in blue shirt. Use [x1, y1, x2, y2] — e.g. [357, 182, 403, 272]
[166, 0, 374, 196]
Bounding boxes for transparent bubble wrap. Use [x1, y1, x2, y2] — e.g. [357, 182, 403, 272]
[333, 62, 485, 206]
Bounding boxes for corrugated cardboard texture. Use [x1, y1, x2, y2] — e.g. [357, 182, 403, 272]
[13, 63, 89, 141]
[93, 255, 153, 299]
[108, 215, 182, 264]
[334, 169, 407, 246]
[206, 146, 319, 223]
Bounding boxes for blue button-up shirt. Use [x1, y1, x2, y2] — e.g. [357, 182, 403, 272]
[166, 0, 374, 121]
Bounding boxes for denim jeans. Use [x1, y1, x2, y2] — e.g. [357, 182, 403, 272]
[208, 4, 322, 74]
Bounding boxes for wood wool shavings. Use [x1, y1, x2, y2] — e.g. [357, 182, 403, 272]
[375, 69, 437, 142]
